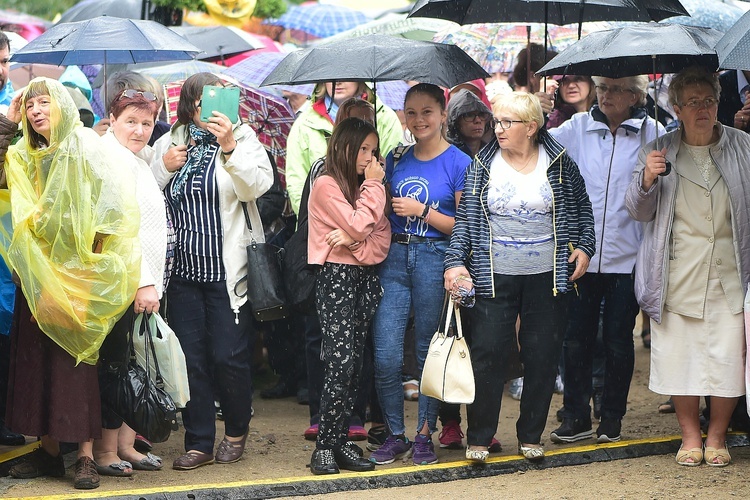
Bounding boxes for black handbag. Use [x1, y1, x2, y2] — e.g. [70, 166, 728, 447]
[235, 202, 288, 322]
[100, 314, 178, 443]
[282, 220, 317, 314]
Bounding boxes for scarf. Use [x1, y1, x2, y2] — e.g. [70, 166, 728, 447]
[170, 122, 216, 202]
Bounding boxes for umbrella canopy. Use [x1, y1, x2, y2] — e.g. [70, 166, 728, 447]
[408, 0, 689, 25]
[715, 10, 750, 70]
[265, 4, 372, 39]
[261, 34, 489, 88]
[170, 25, 264, 61]
[135, 60, 227, 85]
[11, 16, 200, 66]
[433, 21, 613, 74]
[318, 13, 458, 43]
[537, 23, 722, 78]
[222, 52, 315, 96]
[58, 0, 148, 23]
[663, 0, 743, 32]
[164, 77, 295, 187]
[0, 8, 50, 40]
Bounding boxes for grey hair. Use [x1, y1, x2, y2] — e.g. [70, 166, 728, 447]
[592, 75, 649, 107]
[667, 66, 721, 107]
[104, 71, 160, 112]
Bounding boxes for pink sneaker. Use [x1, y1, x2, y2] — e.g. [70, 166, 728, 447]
[304, 424, 318, 441]
[347, 425, 368, 441]
[438, 420, 464, 449]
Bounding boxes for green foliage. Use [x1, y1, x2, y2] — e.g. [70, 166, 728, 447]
[253, 0, 286, 19]
[151, 0, 206, 11]
[4, 0, 78, 21]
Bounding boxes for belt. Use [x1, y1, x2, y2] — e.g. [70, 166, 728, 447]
[391, 234, 446, 245]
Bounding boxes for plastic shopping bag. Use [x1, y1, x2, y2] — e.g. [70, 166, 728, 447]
[133, 313, 190, 408]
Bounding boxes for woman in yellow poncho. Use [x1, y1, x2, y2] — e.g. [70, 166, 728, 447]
[0, 78, 140, 490]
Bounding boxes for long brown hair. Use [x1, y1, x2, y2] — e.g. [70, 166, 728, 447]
[324, 117, 378, 207]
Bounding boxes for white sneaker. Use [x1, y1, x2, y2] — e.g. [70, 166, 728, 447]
[508, 377, 523, 400]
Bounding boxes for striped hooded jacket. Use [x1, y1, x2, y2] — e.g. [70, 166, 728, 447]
[444, 128, 596, 297]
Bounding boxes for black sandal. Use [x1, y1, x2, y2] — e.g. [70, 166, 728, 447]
[658, 398, 675, 414]
[641, 328, 651, 349]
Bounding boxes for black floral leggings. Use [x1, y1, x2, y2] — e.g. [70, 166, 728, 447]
[315, 262, 382, 450]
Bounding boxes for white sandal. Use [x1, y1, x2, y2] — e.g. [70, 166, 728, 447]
[402, 379, 419, 401]
[518, 443, 545, 461]
[465, 447, 489, 463]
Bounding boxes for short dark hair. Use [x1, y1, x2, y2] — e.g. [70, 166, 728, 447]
[109, 93, 158, 120]
[177, 72, 222, 125]
[513, 43, 558, 88]
[0, 32, 9, 52]
[405, 83, 446, 111]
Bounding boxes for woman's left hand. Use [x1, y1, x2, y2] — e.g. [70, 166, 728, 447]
[6, 93, 22, 124]
[134, 285, 160, 314]
[391, 196, 425, 218]
[206, 111, 236, 154]
[568, 248, 590, 281]
[325, 229, 355, 248]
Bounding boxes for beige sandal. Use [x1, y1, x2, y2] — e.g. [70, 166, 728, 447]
[518, 443, 545, 461]
[675, 445, 703, 466]
[465, 447, 489, 463]
[704, 445, 731, 467]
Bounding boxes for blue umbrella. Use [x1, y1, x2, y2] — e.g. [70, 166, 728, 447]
[661, 0, 743, 32]
[11, 16, 200, 66]
[11, 16, 200, 112]
[264, 4, 371, 39]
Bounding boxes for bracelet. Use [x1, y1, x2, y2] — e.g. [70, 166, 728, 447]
[418, 204, 430, 219]
[423, 208, 431, 224]
[222, 147, 235, 156]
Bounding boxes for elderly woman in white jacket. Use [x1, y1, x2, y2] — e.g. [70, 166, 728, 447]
[93, 87, 173, 477]
[151, 73, 273, 471]
[548, 75, 663, 446]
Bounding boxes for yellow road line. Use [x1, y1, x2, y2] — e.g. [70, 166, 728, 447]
[1, 434, 690, 500]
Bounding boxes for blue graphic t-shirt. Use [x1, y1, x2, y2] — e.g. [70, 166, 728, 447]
[385, 145, 469, 238]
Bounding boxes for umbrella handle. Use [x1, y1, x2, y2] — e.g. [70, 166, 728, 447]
[652, 55, 671, 177]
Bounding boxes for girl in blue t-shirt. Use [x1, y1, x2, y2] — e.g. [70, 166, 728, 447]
[370, 83, 470, 466]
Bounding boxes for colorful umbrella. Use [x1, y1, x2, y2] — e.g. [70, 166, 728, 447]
[264, 4, 371, 40]
[319, 13, 458, 43]
[222, 52, 315, 96]
[164, 77, 295, 188]
[433, 22, 613, 74]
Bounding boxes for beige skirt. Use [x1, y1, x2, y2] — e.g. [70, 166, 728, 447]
[649, 275, 746, 397]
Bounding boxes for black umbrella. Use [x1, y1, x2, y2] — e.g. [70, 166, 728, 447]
[537, 23, 722, 78]
[58, 0, 149, 23]
[408, 0, 689, 26]
[170, 26, 264, 63]
[715, 9, 750, 70]
[260, 34, 489, 88]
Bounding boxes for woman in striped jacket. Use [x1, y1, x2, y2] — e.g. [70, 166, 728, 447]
[444, 92, 595, 463]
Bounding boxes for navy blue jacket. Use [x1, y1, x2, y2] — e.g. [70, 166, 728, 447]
[444, 128, 596, 297]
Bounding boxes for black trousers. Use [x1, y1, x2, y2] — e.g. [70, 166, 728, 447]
[167, 277, 254, 454]
[466, 272, 568, 446]
[315, 263, 381, 450]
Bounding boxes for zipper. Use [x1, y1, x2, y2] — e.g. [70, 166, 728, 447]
[598, 130, 617, 273]
[475, 156, 495, 297]
[547, 148, 565, 296]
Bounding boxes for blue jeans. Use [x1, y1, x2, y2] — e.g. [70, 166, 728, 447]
[372, 239, 446, 437]
[167, 277, 254, 454]
[562, 273, 638, 422]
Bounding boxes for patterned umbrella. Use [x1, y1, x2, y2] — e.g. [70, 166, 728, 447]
[223, 52, 314, 96]
[264, 4, 371, 39]
[661, 0, 743, 33]
[433, 22, 613, 74]
[164, 77, 295, 188]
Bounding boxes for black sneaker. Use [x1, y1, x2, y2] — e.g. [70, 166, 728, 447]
[366, 425, 388, 451]
[550, 418, 593, 444]
[335, 444, 375, 472]
[310, 449, 339, 475]
[596, 418, 622, 443]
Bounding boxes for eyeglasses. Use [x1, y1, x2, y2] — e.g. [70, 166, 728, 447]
[679, 98, 719, 109]
[494, 119, 525, 130]
[460, 111, 490, 122]
[595, 84, 633, 95]
[118, 89, 157, 102]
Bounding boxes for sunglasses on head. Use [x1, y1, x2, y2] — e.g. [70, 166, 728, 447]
[119, 89, 157, 102]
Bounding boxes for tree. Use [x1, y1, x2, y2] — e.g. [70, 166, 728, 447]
[4, 0, 78, 20]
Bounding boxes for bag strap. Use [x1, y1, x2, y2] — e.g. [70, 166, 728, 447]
[453, 300, 464, 340]
[241, 202, 257, 244]
[441, 294, 454, 339]
[143, 313, 167, 388]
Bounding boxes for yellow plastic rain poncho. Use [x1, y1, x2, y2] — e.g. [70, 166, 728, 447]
[0, 78, 141, 365]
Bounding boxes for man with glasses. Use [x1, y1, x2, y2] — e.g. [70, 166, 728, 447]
[548, 75, 664, 445]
